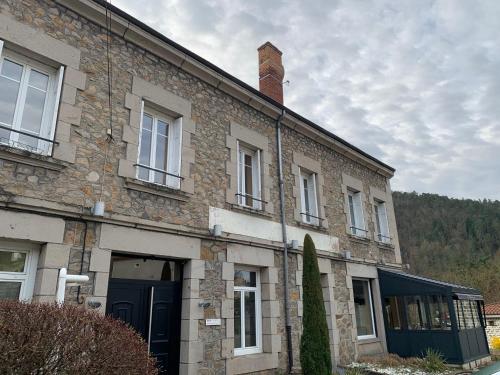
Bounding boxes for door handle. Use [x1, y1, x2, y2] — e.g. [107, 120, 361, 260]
[147, 286, 154, 352]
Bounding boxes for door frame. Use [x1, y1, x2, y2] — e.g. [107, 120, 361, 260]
[106, 253, 185, 374]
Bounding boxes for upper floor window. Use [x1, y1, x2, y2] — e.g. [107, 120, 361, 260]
[234, 267, 262, 355]
[137, 104, 182, 189]
[374, 200, 390, 243]
[0, 44, 63, 156]
[348, 190, 366, 237]
[237, 142, 262, 210]
[300, 170, 319, 225]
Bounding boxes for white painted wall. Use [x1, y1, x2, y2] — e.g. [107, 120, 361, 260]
[209, 207, 339, 252]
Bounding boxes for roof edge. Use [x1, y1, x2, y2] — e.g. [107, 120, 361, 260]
[57, 0, 395, 175]
[378, 268, 483, 296]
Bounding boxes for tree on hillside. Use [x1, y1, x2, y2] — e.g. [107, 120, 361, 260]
[300, 234, 332, 375]
[393, 191, 500, 303]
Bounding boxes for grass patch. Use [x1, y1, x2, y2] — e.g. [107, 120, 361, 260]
[420, 348, 447, 373]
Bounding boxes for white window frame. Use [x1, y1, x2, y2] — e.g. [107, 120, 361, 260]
[0, 241, 39, 302]
[299, 169, 319, 226]
[374, 200, 391, 244]
[353, 278, 377, 340]
[236, 141, 262, 210]
[0, 45, 63, 156]
[234, 266, 262, 356]
[136, 102, 183, 189]
[348, 190, 366, 237]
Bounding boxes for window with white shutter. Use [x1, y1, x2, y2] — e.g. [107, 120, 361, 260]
[0, 45, 63, 155]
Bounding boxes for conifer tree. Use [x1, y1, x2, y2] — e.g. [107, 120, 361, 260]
[300, 234, 332, 375]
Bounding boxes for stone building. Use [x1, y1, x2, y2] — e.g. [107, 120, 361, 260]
[0, 0, 402, 373]
[485, 303, 500, 347]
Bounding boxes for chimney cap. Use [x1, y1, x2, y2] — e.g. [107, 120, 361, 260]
[257, 41, 282, 55]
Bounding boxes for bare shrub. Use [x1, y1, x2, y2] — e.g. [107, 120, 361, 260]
[0, 300, 158, 374]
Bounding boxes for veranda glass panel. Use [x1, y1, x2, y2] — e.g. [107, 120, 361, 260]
[406, 296, 428, 330]
[429, 295, 451, 330]
[384, 296, 403, 330]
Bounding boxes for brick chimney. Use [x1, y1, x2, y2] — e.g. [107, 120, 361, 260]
[258, 42, 285, 104]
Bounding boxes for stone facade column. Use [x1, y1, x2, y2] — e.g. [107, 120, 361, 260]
[33, 243, 71, 303]
[180, 259, 205, 375]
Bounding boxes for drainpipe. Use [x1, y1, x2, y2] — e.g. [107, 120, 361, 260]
[276, 108, 293, 373]
[56, 268, 89, 305]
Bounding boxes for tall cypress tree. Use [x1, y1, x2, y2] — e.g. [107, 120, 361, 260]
[300, 234, 332, 375]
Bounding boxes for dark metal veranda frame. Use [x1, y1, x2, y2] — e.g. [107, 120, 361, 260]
[378, 268, 490, 365]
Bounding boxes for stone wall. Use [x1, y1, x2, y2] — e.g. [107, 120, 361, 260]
[0, 0, 401, 372]
[0, 0, 399, 265]
[486, 317, 500, 347]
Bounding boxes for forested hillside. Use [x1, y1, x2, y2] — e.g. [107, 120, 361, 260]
[392, 191, 500, 303]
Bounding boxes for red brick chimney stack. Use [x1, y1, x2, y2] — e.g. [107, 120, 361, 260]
[258, 42, 285, 104]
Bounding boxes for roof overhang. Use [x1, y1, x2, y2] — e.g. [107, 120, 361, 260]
[56, 0, 395, 178]
[378, 268, 483, 298]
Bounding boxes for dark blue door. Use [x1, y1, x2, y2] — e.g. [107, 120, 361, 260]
[107, 279, 182, 374]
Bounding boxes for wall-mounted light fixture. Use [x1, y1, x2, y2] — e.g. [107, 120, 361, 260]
[92, 201, 105, 217]
[342, 250, 352, 260]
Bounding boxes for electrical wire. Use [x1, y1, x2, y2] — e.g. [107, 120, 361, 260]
[98, 0, 114, 203]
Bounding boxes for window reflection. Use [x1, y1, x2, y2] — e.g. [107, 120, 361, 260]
[110, 255, 181, 281]
[405, 296, 428, 330]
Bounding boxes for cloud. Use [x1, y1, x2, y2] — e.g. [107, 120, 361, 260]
[113, 0, 500, 200]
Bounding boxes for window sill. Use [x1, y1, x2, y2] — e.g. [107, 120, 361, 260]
[0, 145, 67, 171]
[356, 336, 380, 344]
[375, 241, 394, 250]
[296, 221, 328, 232]
[125, 178, 190, 202]
[231, 204, 272, 218]
[348, 234, 371, 245]
[227, 352, 278, 375]
[234, 348, 263, 357]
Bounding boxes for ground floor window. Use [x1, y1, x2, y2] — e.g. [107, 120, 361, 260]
[428, 295, 452, 330]
[353, 278, 376, 339]
[384, 296, 404, 330]
[455, 299, 483, 329]
[406, 295, 429, 330]
[234, 267, 262, 355]
[0, 242, 38, 301]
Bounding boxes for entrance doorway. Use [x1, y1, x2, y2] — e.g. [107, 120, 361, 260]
[106, 254, 182, 374]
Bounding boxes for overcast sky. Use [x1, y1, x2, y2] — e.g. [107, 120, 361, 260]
[113, 0, 500, 200]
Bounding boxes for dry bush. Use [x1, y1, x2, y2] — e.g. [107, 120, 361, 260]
[358, 353, 407, 367]
[358, 353, 424, 368]
[0, 300, 158, 374]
